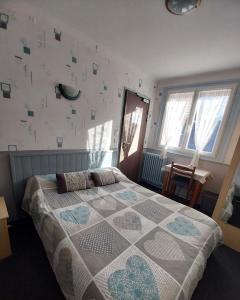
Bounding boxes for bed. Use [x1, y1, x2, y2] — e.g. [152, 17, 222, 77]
[22, 167, 222, 300]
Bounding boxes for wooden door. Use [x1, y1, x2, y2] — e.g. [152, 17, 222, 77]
[118, 90, 149, 182]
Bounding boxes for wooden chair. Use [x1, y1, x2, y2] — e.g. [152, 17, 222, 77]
[164, 162, 196, 203]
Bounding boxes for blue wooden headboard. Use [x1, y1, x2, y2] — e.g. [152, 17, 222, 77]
[9, 149, 118, 220]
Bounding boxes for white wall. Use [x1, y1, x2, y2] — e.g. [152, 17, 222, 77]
[0, 3, 156, 152]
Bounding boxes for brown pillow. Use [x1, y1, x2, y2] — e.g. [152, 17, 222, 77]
[92, 170, 119, 186]
[56, 171, 91, 194]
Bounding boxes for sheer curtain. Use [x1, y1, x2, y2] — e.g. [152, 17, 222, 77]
[190, 89, 231, 166]
[161, 92, 193, 158]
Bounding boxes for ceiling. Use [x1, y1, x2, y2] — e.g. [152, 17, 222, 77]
[4, 0, 240, 79]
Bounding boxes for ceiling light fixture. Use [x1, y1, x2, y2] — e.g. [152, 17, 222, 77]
[165, 0, 201, 15]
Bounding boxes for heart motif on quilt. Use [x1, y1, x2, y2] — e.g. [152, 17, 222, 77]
[59, 206, 90, 224]
[79, 222, 113, 254]
[144, 231, 185, 261]
[166, 216, 201, 237]
[108, 255, 160, 300]
[116, 190, 138, 202]
[92, 197, 117, 211]
[56, 247, 74, 296]
[113, 212, 142, 231]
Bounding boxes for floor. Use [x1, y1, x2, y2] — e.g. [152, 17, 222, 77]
[0, 221, 240, 300]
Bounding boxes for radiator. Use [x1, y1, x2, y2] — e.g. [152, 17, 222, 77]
[140, 152, 167, 188]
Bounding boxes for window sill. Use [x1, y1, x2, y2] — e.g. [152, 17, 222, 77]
[152, 145, 229, 166]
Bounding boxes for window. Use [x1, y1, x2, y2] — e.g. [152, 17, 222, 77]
[160, 92, 193, 148]
[159, 85, 234, 156]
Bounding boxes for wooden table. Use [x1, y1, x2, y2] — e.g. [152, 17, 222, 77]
[0, 197, 11, 259]
[162, 164, 211, 207]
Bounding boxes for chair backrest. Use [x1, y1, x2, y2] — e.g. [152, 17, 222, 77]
[170, 162, 196, 179]
[165, 162, 196, 200]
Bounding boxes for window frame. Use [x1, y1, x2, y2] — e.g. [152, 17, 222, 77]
[158, 83, 237, 159]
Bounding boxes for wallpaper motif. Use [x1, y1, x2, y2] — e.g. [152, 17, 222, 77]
[0, 5, 155, 151]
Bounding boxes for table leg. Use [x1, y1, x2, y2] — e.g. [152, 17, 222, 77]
[161, 172, 169, 195]
[189, 181, 203, 208]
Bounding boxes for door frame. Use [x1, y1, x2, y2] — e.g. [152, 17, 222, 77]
[117, 87, 151, 167]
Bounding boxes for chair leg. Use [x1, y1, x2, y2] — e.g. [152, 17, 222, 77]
[186, 192, 190, 205]
[172, 183, 176, 195]
[186, 186, 193, 206]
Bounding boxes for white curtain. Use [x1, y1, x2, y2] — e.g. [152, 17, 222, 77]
[190, 89, 231, 167]
[161, 92, 193, 158]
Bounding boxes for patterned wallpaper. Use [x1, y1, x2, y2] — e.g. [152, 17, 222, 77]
[0, 5, 155, 151]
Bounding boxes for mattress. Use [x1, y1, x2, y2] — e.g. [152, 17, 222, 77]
[22, 167, 222, 300]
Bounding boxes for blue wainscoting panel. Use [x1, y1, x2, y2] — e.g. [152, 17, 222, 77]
[9, 149, 118, 220]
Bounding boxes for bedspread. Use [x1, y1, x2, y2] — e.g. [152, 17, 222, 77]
[22, 168, 222, 300]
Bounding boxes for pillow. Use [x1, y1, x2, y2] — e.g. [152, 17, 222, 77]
[92, 170, 119, 186]
[56, 171, 91, 193]
[84, 171, 95, 188]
